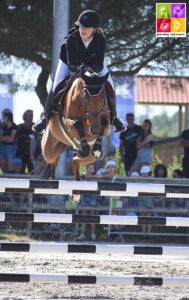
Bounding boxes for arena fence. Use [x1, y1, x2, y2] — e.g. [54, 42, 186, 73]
[0, 177, 189, 286]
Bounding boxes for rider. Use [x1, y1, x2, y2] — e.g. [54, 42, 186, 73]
[34, 10, 126, 133]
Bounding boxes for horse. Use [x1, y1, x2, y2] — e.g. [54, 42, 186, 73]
[41, 72, 110, 184]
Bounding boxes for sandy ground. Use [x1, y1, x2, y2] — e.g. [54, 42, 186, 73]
[0, 243, 189, 300]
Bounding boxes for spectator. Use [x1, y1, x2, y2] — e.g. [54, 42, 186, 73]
[140, 165, 151, 177]
[130, 171, 140, 177]
[84, 160, 117, 180]
[78, 163, 97, 240]
[180, 129, 189, 178]
[129, 119, 154, 175]
[103, 160, 117, 178]
[0, 110, 18, 173]
[154, 164, 167, 178]
[119, 113, 141, 175]
[172, 169, 183, 178]
[16, 110, 35, 173]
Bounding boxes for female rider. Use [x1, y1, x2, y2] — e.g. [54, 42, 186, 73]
[34, 10, 125, 133]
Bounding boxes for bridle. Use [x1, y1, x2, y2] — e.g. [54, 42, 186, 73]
[81, 83, 107, 120]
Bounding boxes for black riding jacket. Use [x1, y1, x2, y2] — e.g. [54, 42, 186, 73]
[60, 29, 106, 73]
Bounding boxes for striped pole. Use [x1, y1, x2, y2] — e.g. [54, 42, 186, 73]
[0, 242, 189, 256]
[0, 178, 189, 198]
[0, 212, 189, 226]
[0, 273, 189, 286]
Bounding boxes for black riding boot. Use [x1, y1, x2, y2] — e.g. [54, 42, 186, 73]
[105, 82, 126, 133]
[33, 91, 54, 133]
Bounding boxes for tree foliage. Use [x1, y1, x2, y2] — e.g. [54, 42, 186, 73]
[139, 111, 179, 137]
[1, 0, 189, 106]
[0, 0, 53, 105]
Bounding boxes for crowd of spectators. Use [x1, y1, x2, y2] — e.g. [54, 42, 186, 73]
[0, 108, 37, 174]
[119, 112, 189, 179]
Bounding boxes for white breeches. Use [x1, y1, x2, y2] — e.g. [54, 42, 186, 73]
[52, 59, 114, 92]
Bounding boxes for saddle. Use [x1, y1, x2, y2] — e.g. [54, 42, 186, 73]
[52, 71, 82, 110]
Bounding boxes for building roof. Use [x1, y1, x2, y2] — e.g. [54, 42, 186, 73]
[137, 76, 189, 105]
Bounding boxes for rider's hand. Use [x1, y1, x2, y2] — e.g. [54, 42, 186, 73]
[78, 64, 93, 73]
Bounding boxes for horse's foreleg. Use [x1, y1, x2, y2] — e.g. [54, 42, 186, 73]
[73, 120, 90, 158]
[50, 161, 57, 179]
[73, 152, 96, 181]
[92, 117, 108, 159]
[92, 136, 103, 159]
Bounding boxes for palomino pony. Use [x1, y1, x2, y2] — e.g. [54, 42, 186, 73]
[41, 72, 110, 182]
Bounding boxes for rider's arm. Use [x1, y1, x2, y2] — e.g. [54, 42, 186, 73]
[66, 34, 80, 72]
[89, 33, 106, 73]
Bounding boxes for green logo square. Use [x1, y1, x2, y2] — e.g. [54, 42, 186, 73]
[157, 3, 171, 18]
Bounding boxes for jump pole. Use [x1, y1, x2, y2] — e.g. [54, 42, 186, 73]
[0, 178, 189, 198]
[0, 273, 189, 286]
[0, 212, 189, 227]
[0, 242, 189, 256]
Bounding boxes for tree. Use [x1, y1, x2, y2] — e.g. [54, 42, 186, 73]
[1, 0, 189, 106]
[0, 0, 53, 106]
[139, 111, 179, 137]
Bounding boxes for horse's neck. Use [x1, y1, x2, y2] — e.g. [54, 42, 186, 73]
[71, 78, 82, 90]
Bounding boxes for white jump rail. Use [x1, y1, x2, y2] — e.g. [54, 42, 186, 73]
[0, 212, 189, 227]
[0, 242, 189, 257]
[0, 178, 189, 198]
[0, 273, 189, 286]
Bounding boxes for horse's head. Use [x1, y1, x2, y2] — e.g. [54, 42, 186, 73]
[80, 72, 109, 136]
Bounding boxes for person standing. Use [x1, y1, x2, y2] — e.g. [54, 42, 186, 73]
[180, 129, 189, 178]
[119, 113, 141, 175]
[128, 119, 154, 175]
[16, 110, 35, 173]
[0, 110, 18, 173]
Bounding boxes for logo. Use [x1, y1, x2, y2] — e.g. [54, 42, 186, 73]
[156, 3, 186, 37]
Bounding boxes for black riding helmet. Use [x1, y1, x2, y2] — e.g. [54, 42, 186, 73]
[75, 10, 100, 28]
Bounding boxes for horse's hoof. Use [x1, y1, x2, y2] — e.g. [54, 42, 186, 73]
[92, 149, 103, 159]
[78, 150, 89, 158]
[71, 194, 81, 203]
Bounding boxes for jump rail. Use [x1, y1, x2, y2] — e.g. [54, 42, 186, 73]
[1, 212, 189, 226]
[0, 178, 189, 198]
[0, 273, 189, 286]
[0, 242, 189, 256]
